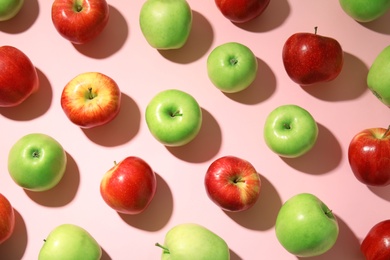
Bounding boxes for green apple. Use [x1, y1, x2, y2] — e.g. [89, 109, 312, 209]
[38, 224, 102, 260]
[145, 89, 202, 146]
[155, 223, 230, 259]
[8, 133, 67, 192]
[263, 104, 318, 158]
[0, 0, 24, 21]
[207, 42, 258, 93]
[339, 0, 390, 22]
[139, 0, 192, 50]
[275, 193, 339, 257]
[367, 45, 390, 107]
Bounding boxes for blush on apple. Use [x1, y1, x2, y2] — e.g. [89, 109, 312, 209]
[0, 193, 15, 244]
[361, 219, 390, 260]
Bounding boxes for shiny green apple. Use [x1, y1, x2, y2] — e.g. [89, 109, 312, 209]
[38, 224, 102, 260]
[8, 133, 67, 192]
[139, 0, 192, 50]
[156, 223, 230, 259]
[0, 0, 24, 21]
[367, 45, 390, 107]
[145, 89, 202, 146]
[339, 0, 390, 22]
[207, 42, 258, 93]
[275, 193, 339, 257]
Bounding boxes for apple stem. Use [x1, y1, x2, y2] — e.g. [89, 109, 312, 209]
[314, 26, 318, 35]
[170, 110, 183, 117]
[155, 243, 170, 254]
[230, 58, 238, 66]
[383, 125, 390, 138]
[88, 88, 95, 100]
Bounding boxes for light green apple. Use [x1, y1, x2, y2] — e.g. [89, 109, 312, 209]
[0, 0, 24, 21]
[155, 223, 230, 260]
[8, 133, 67, 192]
[38, 224, 102, 260]
[263, 104, 318, 158]
[339, 0, 390, 22]
[139, 0, 192, 50]
[367, 45, 390, 107]
[145, 89, 202, 146]
[207, 42, 258, 93]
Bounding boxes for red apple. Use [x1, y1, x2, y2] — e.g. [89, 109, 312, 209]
[0, 193, 15, 244]
[100, 156, 157, 215]
[0, 46, 39, 107]
[60, 72, 121, 128]
[282, 27, 344, 86]
[361, 219, 390, 260]
[348, 126, 390, 186]
[214, 0, 270, 23]
[204, 155, 261, 212]
[51, 0, 109, 44]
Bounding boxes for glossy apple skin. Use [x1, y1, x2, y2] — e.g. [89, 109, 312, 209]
[348, 127, 390, 186]
[339, 0, 390, 22]
[204, 156, 261, 212]
[215, 0, 270, 23]
[0, 46, 39, 107]
[61, 72, 121, 128]
[282, 29, 344, 86]
[100, 156, 157, 215]
[275, 193, 339, 257]
[361, 220, 390, 260]
[0, 0, 24, 21]
[207, 42, 258, 93]
[51, 0, 109, 44]
[0, 193, 15, 245]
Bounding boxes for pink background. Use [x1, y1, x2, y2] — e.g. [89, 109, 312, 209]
[1, 0, 390, 259]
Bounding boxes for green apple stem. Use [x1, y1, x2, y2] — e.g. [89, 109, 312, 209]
[170, 110, 183, 117]
[230, 57, 238, 66]
[155, 243, 170, 254]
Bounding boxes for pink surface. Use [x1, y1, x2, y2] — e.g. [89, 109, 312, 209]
[0, 0, 390, 259]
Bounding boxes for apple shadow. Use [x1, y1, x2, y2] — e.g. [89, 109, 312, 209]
[233, 0, 290, 32]
[158, 11, 214, 64]
[73, 5, 129, 59]
[297, 215, 364, 260]
[230, 249, 244, 260]
[368, 185, 390, 202]
[118, 173, 173, 231]
[223, 57, 276, 105]
[359, 10, 390, 35]
[0, 0, 39, 34]
[0, 209, 27, 259]
[167, 108, 222, 163]
[82, 93, 141, 147]
[101, 247, 112, 260]
[0, 68, 52, 120]
[300, 52, 368, 101]
[281, 123, 342, 175]
[24, 152, 80, 207]
[224, 174, 282, 231]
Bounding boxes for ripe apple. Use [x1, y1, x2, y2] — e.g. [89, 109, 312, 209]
[263, 104, 318, 158]
[0, 193, 15, 245]
[339, 0, 390, 22]
[367, 45, 390, 107]
[156, 223, 230, 259]
[38, 224, 102, 260]
[275, 193, 339, 257]
[214, 0, 270, 23]
[0, 45, 39, 107]
[361, 219, 390, 260]
[207, 42, 258, 93]
[145, 89, 202, 146]
[348, 126, 390, 186]
[0, 0, 24, 21]
[60, 72, 121, 129]
[282, 27, 344, 86]
[51, 0, 109, 44]
[100, 156, 157, 215]
[8, 133, 67, 192]
[139, 0, 192, 50]
[204, 155, 261, 212]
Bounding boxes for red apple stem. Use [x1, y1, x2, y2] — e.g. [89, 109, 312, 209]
[155, 243, 170, 254]
[314, 26, 318, 35]
[88, 88, 94, 100]
[383, 125, 390, 138]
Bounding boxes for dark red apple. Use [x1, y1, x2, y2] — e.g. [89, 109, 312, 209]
[51, 0, 109, 44]
[214, 0, 270, 23]
[100, 156, 157, 215]
[204, 155, 261, 212]
[0, 46, 39, 107]
[282, 27, 344, 86]
[348, 126, 390, 186]
[0, 193, 15, 244]
[361, 219, 390, 260]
